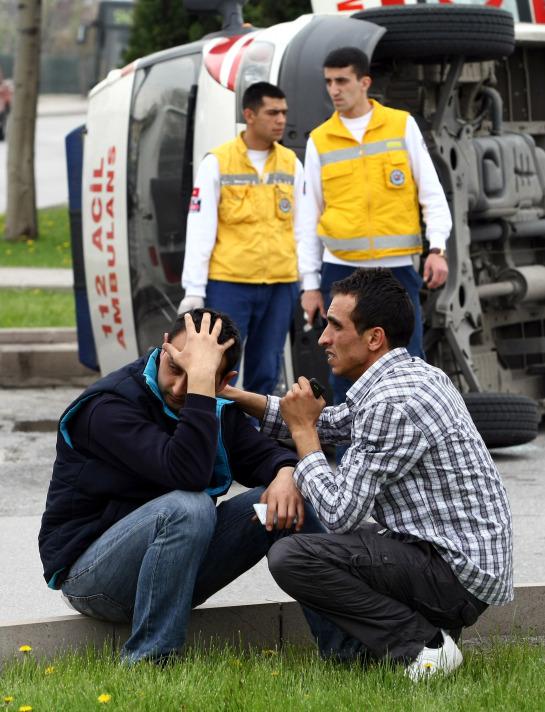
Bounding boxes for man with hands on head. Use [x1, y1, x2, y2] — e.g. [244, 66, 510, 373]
[224, 269, 513, 680]
[39, 308, 321, 665]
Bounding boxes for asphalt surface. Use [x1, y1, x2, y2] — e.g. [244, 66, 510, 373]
[0, 94, 87, 214]
[1, 385, 544, 623]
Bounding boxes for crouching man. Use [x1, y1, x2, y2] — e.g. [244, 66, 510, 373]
[224, 269, 513, 680]
[39, 309, 321, 664]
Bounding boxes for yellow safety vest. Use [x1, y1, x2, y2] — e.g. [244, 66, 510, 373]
[208, 134, 298, 284]
[311, 100, 422, 262]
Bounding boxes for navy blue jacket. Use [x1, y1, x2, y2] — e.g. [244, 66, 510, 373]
[39, 351, 297, 585]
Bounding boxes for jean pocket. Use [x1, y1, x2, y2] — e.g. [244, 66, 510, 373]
[62, 592, 131, 623]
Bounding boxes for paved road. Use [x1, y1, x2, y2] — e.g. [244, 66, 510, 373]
[1, 385, 544, 622]
[0, 95, 87, 214]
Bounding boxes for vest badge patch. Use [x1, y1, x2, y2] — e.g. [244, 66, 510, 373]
[279, 197, 292, 213]
[390, 169, 405, 186]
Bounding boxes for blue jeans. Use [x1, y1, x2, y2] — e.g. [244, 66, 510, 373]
[320, 263, 425, 462]
[206, 280, 299, 394]
[62, 487, 323, 663]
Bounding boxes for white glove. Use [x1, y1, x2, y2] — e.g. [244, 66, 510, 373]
[177, 295, 205, 315]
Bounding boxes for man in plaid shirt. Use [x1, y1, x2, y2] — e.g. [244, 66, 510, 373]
[224, 268, 513, 680]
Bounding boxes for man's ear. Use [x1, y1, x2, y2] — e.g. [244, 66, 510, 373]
[367, 326, 386, 352]
[216, 371, 238, 394]
[242, 107, 255, 125]
[362, 75, 372, 92]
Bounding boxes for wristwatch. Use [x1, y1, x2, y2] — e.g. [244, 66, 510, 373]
[429, 247, 447, 260]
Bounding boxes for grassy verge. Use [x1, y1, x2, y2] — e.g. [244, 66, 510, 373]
[0, 288, 75, 328]
[0, 206, 72, 268]
[2, 641, 544, 712]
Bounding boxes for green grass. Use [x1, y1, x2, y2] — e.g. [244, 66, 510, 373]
[0, 288, 75, 328]
[0, 206, 72, 268]
[1, 641, 544, 712]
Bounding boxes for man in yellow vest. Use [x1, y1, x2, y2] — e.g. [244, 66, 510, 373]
[179, 82, 303, 395]
[298, 47, 452, 407]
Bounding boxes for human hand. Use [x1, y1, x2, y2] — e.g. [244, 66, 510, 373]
[162, 312, 233, 396]
[260, 467, 305, 532]
[280, 377, 325, 437]
[301, 290, 326, 326]
[177, 295, 205, 315]
[423, 253, 448, 289]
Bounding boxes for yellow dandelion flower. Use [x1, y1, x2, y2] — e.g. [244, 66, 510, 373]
[423, 662, 434, 670]
[62, 241, 70, 249]
[18, 707, 33, 712]
[44, 665, 55, 674]
[26, 240, 34, 246]
[230, 658, 242, 668]
[97, 693, 112, 704]
[271, 670, 280, 677]
[3, 696, 14, 703]
[18, 645, 32, 653]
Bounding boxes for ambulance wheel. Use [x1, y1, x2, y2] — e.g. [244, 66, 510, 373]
[462, 392, 539, 448]
[355, 6, 515, 62]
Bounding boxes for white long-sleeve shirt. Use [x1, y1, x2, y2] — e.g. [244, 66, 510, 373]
[297, 111, 453, 291]
[181, 150, 305, 297]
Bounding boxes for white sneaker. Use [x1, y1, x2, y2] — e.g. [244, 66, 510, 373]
[405, 630, 463, 681]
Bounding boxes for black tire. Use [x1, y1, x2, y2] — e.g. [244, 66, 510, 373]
[462, 392, 539, 448]
[354, 5, 515, 62]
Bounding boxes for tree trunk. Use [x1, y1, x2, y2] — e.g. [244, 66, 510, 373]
[5, 0, 41, 241]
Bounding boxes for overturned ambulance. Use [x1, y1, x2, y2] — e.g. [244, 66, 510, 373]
[66, 0, 545, 447]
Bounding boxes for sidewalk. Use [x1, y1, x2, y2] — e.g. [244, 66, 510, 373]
[0, 267, 73, 291]
[37, 94, 88, 118]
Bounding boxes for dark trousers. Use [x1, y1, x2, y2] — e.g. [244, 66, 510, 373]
[206, 280, 299, 395]
[268, 525, 487, 663]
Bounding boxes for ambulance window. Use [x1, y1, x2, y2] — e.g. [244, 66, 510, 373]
[127, 52, 200, 353]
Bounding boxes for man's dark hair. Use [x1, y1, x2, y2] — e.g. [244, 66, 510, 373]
[331, 268, 414, 349]
[323, 47, 370, 79]
[168, 308, 242, 376]
[242, 82, 286, 112]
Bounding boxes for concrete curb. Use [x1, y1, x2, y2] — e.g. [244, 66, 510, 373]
[1, 584, 544, 663]
[0, 328, 97, 387]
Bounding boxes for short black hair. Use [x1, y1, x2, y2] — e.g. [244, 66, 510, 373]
[323, 47, 370, 79]
[330, 268, 414, 349]
[242, 82, 286, 112]
[168, 308, 242, 376]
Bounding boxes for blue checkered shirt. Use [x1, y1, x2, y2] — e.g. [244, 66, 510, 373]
[262, 348, 513, 605]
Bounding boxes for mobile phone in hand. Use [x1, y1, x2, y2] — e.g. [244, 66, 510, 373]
[309, 377, 326, 399]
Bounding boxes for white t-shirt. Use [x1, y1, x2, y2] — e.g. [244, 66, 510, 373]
[297, 109, 453, 291]
[182, 148, 305, 296]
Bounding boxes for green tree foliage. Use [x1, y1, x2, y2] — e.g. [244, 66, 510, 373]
[245, 0, 312, 27]
[124, 0, 313, 63]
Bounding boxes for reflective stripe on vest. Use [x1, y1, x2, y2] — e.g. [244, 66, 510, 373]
[265, 172, 295, 184]
[219, 172, 295, 186]
[320, 233, 421, 252]
[220, 174, 260, 185]
[319, 138, 407, 166]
